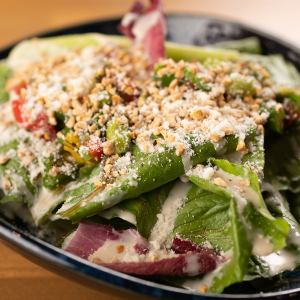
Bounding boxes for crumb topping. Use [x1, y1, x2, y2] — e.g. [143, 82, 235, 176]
[3, 42, 278, 188]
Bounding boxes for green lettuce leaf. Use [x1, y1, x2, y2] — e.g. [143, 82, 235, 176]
[173, 175, 250, 293]
[211, 37, 262, 54]
[176, 160, 289, 292]
[55, 140, 218, 222]
[55, 134, 244, 223]
[0, 157, 35, 204]
[0, 141, 36, 205]
[209, 199, 250, 293]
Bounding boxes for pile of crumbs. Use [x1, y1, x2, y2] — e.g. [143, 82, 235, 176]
[3, 42, 281, 189]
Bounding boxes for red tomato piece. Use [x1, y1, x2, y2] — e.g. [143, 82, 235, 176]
[11, 82, 56, 140]
[12, 81, 27, 95]
[87, 136, 103, 161]
[12, 98, 25, 123]
[26, 113, 57, 140]
[11, 82, 27, 124]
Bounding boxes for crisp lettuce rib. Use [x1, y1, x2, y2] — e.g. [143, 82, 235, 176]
[211, 37, 262, 54]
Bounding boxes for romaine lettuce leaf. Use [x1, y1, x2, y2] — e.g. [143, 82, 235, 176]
[176, 160, 289, 292]
[7, 34, 112, 70]
[55, 140, 218, 222]
[172, 175, 250, 293]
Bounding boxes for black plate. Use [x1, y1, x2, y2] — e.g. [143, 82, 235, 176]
[0, 14, 300, 300]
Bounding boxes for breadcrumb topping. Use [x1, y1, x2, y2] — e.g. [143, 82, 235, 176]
[4, 42, 278, 187]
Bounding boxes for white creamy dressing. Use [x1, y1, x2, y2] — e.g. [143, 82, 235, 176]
[149, 181, 191, 249]
[181, 151, 193, 174]
[188, 164, 211, 179]
[183, 260, 229, 292]
[30, 187, 62, 223]
[184, 254, 202, 276]
[179, 174, 189, 183]
[188, 165, 260, 213]
[61, 231, 76, 249]
[260, 250, 298, 276]
[216, 169, 260, 211]
[89, 230, 143, 263]
[89, 240, 178, 266]
[252, 234, 273, 256]
[101, 207, 137, 225]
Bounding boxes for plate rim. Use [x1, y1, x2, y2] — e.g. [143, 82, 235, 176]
[0, 13, 300, 299]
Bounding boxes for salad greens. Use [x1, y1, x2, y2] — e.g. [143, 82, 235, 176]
[1, 24, 300, 295]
